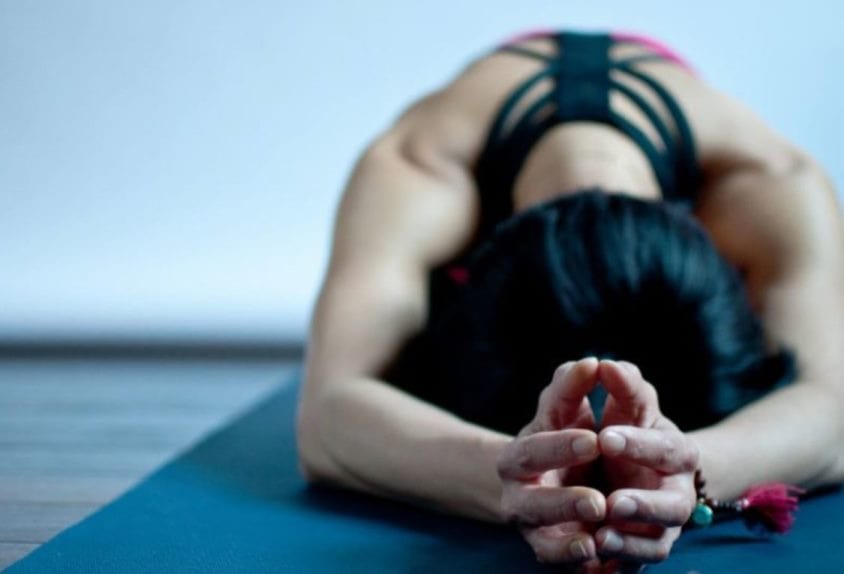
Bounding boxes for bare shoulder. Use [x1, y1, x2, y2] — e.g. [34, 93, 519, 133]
[333, 37, 560, 269]
[388, 36, 558, 171]
[619, 50, 796, 175]
[625, 47, 843, 313]
[307, 38, 559, 382]
[627, 46, 843, 367]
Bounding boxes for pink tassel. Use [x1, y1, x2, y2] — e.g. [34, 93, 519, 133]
[739, 483, 804, 534]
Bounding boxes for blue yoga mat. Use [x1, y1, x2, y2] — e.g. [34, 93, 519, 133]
[8, 374, 843, 573]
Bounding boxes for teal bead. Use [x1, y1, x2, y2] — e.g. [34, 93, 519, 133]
[691, 502, 714, 527]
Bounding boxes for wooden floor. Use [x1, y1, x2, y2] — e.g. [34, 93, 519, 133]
[0, 357, 299, 571]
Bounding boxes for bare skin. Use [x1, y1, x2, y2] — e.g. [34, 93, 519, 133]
[296, 35, 844, 570]
[497, 357, 700, 572]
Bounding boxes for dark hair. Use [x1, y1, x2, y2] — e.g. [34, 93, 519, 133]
[386, 190, 796, 434]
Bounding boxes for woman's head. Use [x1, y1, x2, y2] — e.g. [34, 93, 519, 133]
[417, 189, 795, 433]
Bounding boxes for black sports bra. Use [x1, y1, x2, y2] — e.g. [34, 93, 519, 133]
[472, 31, 700, 242]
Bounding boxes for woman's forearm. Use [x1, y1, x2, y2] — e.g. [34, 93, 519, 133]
[693, 159, 844, 499]
[297, 375, 512, 523]
[689, 380, 844, 500]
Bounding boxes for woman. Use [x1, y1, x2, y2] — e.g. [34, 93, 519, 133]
[295, 30, 844, 571]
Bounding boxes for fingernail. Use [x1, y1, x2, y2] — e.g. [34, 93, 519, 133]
[576, 497, 602, 521]
[601, 431, 626, 455]
[611, 496, 637, 519]
[602, 529, 624, 553]
[554, 362, 575, 379]
[572, 435, 595, 456]
[569, 538, 590, 560]
[621, 362, 638, 376]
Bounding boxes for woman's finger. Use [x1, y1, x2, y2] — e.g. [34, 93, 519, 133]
[598, 360, 659, 424]
[498, 429, 599, 480]
[503, 485, 606, 526]
[532, 358, 599, 431]
[599, 425, 699, 474]
[523, 527, 598, 564]
[595, 525, 682, 563]
[606, 488, 695, 527]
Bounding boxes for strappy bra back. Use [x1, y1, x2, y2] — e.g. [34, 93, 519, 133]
[473, 31, 700, 242]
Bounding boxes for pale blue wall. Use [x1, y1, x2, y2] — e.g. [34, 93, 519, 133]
[1, 1, 841, 343]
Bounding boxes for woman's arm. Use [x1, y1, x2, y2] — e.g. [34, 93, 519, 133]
[691, 156, 844, 499]
[294, 41, 544, 519]
[297, 126, 511, 522]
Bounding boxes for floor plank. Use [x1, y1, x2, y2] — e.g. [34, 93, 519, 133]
[0, 357, 300, 571]
[0, 503, 97, 544]
[0, 476, 135, 505]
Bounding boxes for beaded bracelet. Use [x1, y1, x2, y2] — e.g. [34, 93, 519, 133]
[689, 470, 804, 534]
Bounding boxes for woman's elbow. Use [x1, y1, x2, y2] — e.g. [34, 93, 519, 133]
[814, 402, 844, 487]
[295, 401, 336, 484]
[827, 425, 844, 486]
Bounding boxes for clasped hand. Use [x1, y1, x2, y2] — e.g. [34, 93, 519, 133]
[496, 358, 699, 573]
